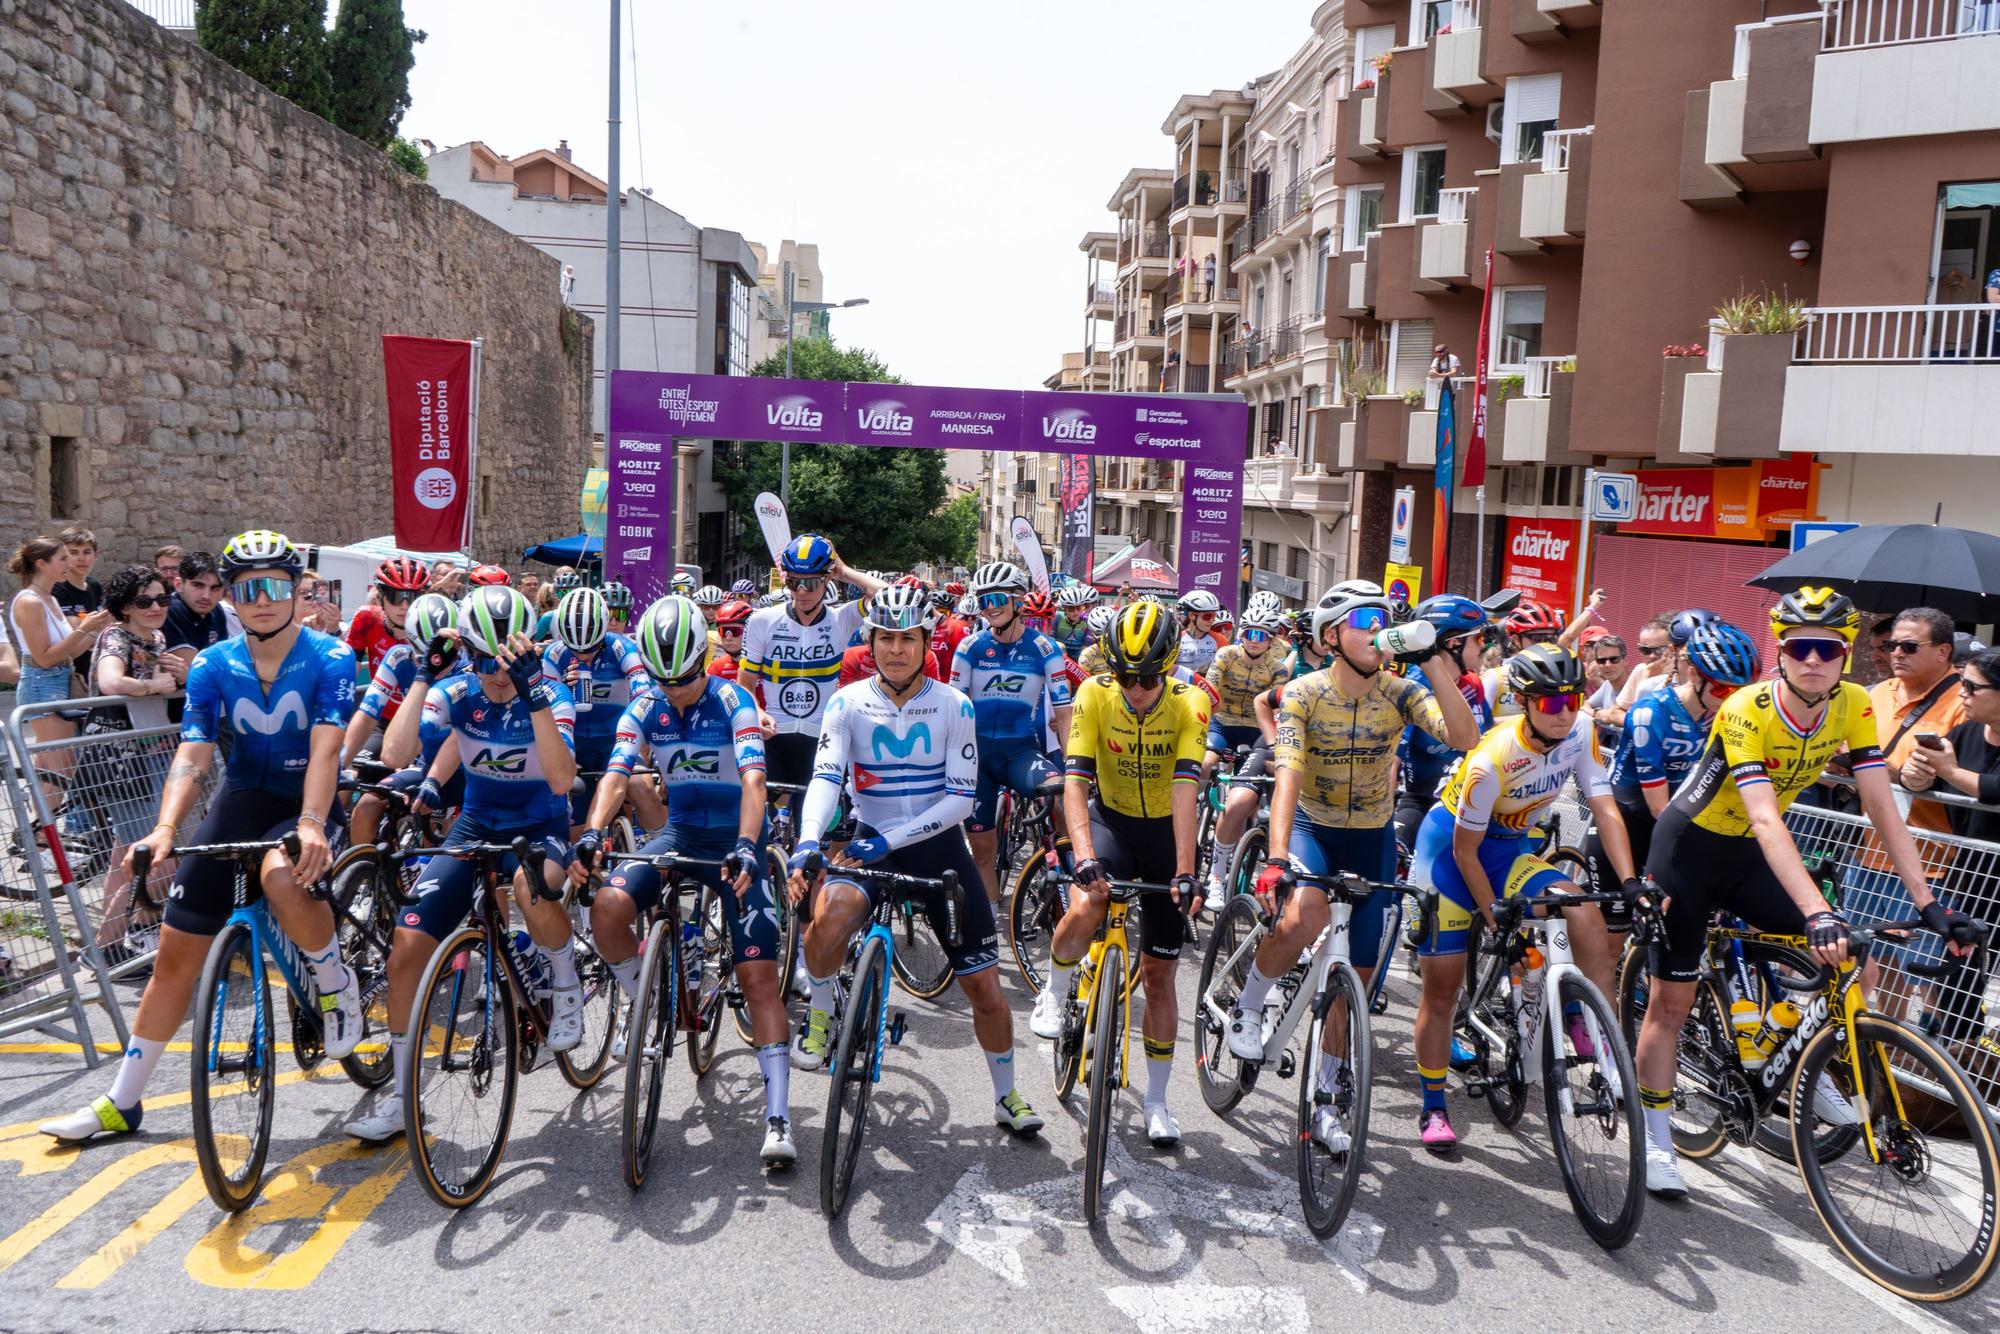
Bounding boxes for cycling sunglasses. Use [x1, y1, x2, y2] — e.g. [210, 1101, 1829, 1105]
[977, 592, 1014, 611]
[1780, 637, 1848, 664]
[1114, 671, 1163, 690]
[470, 654, 503, 675]
[719, 625, 744, 637]
[230, 576, 293, 604]
[1343, 606, 1389, 632]
[378, 587, 418, 605]
[785, 577, 826, 593]
[1529, 691, 1583, 715]
[1243, 627, 1271, 644]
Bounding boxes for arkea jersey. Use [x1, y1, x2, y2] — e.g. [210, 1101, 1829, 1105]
[1439, 715, 1611, 837]
[541, 634, 650, 746]
[801, 677, 977, 850]
[1398, 661, 1493, 795]
[742, 600, 865, 736]
[181, 628, 356, 798]
[1607, 683, 1708, 797]
[950, 628, 1072, 745]
[1209, 642, 1291, 729]
[609, 677, 765, 832]
[422, 673, 577, 825]
[1275, 669, 1449, 828]
[1669, 680, 1884, 838]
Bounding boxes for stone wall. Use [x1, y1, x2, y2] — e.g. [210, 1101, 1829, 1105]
[0, 0, 594, 568]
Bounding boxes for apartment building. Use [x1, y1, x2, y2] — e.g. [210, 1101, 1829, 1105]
[747, 239, 833, 371]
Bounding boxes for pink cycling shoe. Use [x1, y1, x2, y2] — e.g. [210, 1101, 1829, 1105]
[1419, 1108, 1458, 1153]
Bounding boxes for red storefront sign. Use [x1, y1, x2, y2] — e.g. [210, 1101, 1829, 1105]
[1501, 516, 1579, 611]
[1619, 456, 1818, 541]
[383, 335, 478, 550]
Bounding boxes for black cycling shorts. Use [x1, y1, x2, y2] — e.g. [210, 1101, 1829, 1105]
[826, 823, 999, 978]
[1087, 802, 1189, 962]
[1646, 810, 1808, 983]
[765, 732, 818, 794]
[1583, 795, 1654, 935]
[164, 785, 348, 937]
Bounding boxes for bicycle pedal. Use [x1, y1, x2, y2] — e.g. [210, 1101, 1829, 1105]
[1464, 1079, 1489, 1097]
[1276, 1051, 1296, 1080]
[888, 1012, 908, 1046]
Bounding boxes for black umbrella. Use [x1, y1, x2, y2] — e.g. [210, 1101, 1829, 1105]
[1748, 524, 2000, 623]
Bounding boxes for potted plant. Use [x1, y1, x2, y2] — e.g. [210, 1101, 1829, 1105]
[1401, 387, 1426, 407]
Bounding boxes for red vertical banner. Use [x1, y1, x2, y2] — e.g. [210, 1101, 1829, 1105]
[383, 335, 476, 550]
[1500, 516, 1580, 611]
[1464, 248, 1494, 489]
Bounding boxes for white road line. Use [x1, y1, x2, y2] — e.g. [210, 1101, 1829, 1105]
[1105, 1279, 1311, 1333]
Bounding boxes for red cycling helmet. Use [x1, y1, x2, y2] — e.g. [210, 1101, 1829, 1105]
[1022, 591, 1056, 620]
[716, 599, 753, 629]
[375, 555, 430, 591]
[468, 564, 510, 587]
[945, 581, 966, 597]
[1505, 601, 1563, 637]
[896, 574, 926, 589]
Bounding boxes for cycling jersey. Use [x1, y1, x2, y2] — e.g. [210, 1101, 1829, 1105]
[800, 677, 977, 849]
[541, 634, 650, 750]
[1078, 641, 1107, 676]
[609, 677, 764, 833]
[1053, 614, 1091, 659]
[1397, 661, 1492, 798]
[1607, 683, 1707, 797]
[1275, 670, 1448, 828]
[930, 615, 972, 670]
[1209, 642, 1291, 729]
[357, 643, 419, 727]
[344, 605, 400, 675]
[1439, 714, 1611, 837]
[1065, 674, 1209, 820]
[707, 652, 740, 683]
[181, 628, 357, 798]
[741, 600, 864, 736]
[421, 673, 577, 826]
[1179, 630, 1218, 677]
[1668, 679, 1884, 838]
[950, 627, 1072, 745]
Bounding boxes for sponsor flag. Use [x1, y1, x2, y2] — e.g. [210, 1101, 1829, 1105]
[754, 491, 793, 563]
[1465, 248, 1495, 488]
[1431, 373, 1455, 588]
[1011, 516, 1052, 595]
[1058, 456, 1095, 581]
[383, 335, 478, 550]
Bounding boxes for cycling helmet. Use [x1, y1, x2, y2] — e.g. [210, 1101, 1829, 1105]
[692, 584, 728, 608]
[716, 599, 753, 631]
[634, 595, 709, 684]
[1770, 585, 1860, 644]
[551, 569, 581, 592]
[730, 578, 758, 596]
[601, 580, 634, 612]
[1213, 606, 1234, 629]
[1058, 586, 1097, 609]
[779, 535, 836, 577]
[458, 586, 534, 657]
[1241, 592, 1285, 631]
[1668, 607, 1722, 646]
[1415, 594, 1487, 642]
[1022, 591, 1056, 620]
[1504, 643, 1588, 697]
[1309, 580, 1394, 649]
[669, 570, 698, 594]
[468, 564, 509, 587]
[404, 592, 457, 647]
[219, 529, 304, 579]
[864, 583, 932, 634]
[956, 594, 978, 618]
[1504, 601, 1563, 638]
[1103, 602, 1180, 678]
[896, 574, 927, 589]
[929, 589, 956, 612]
[758, 591, 787, 609]
[1177, 589, 1223, 615]
[944, 581, 966, 597]
[1685, 622, 1760, 688]
[375, 555, 430, 592]
[1085, 604, 1118, 640]
[556, 588, 608, 652]
[970, 561, 1028, 596]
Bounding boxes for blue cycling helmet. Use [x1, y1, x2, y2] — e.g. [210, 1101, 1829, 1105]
[779, 534, 836, 576]
[1669, 608, 1722, 646]
[1685, 622, 1760, 687]
[1414, 594, 1486, 641]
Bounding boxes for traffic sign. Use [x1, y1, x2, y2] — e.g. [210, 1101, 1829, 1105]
[1790, 520, 1857, 553]
[1384, 561, 1422, 606]
[1390, 487, 1414, 564]
[1588, 472, 1637, 523]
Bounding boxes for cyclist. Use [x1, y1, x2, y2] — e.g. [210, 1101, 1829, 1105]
[1075, 604, 1118, 676]
[739, 534, 886, 795]
[1392, 595, 1494, 851]
[785, 585, 1044, 1137]
[1176, 590, 1223, 677]
[41, 531, 363, 1144]
[1030, 602, 1209, 1147]
[1020, 589, 1058, 639]
[1053, 586, 1096, 658]
[573, 596, 794, 1165]
[345, 556, 428, 677]
[1219, 584, 1479, 1152]
[348, 585, 581, 1144]
[344, 591, 458, 847]
[708, 598, 754, 682]
[1408, 644, 1642, 1153]
[543, 586, 652, 831]
[692, 584, 729, 647]
[671, 571, 698, 598]
[839, 590, 945, 686]
[1283, 603, 1333, 678]
[1634, 587, 1977, 1198]
[953, 562, 1074, 905]
[1198, 594, 1292, 892]
[602, 580, 635, 639]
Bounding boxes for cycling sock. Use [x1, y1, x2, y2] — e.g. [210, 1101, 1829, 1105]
[1236, 961, 1277, 1014]
[1210, 838, 1237, 884]
[1047, 953, 1079, 1001]
[543, 939, 579, 991]
[1144, 1037, 1176, 1105]
[1318, 1055, 1347, 1095]
[303, 940, 349, 995]
[808, 972, 838, 1015]
[108, 1035, 166, 1108]
[1418, 1063, 1448, 1116]
[391, 1030, 412, 1101]
[608, 954, 642, 999]
[985, 1048, 1016, 1101]
[757, 1042, 789, 1119]
[1640, 1085, 1674, 1152]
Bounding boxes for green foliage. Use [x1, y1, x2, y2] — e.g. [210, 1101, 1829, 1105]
[386, 135, 428, 178]
[749, 336, 900, 385]
[1714, 287, 1808, 335]
[327, 0, 426, 148]
[196, 0, 334, 120]
[926, 492, 981, 569]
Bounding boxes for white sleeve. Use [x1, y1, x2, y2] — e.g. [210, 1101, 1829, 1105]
[875, 691, 977, 850]
[1454, 753, 1501, 834]
[740, 610, 771, 688]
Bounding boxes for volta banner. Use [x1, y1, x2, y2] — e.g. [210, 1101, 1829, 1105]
[1058, 455, 1095, 581]
[383, 335, 480, 551]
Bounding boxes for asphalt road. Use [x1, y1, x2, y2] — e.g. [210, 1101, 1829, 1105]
[1, 954, 1993, 1333]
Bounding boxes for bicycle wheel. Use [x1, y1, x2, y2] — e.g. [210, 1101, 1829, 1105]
[739, 849, 798, 1044]
[1007, 856, 1065, 994]
[1053, 961, 1084, 1101]
[330, 853, 394, 1089]
[1653, 976, 1736, 1160]
[189, 921, 276, 1212]
[1297, 961, 1373, 1238]
[407, 925, 519, 1209]
[1793, 1015, 2000, 1302]
[1464, 924, 1527, 1128]
[1195, 895, 1260, 1115]
[688, 888, 727, 1077]
[557, 920, 617, 1089]
[821, 936, 887, 1219]
[1083, 943, 1127, 1225]
[1225, 826, 1267, 903]
[1543, 973, 1645, 1250]
[888, 896, 953, 1000]
[621, 917, 675, 1190]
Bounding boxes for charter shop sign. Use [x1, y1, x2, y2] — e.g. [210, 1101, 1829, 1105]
[1617, 457, 1818, 541]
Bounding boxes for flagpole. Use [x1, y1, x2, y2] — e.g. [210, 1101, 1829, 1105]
[465, 336, 483, 552]
[1474, 483, 1485, 599]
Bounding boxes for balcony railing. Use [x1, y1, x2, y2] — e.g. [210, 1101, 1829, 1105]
[1438, 186, 1477, 225]
[1160, 365, 1213, 393]
[1285, 179, 1311, 218]
[1794, 305, 2000, 363]
[1087, 281, 1116, 305]
[1821, 0, 2000, 51]
[1219, 343, 1243, 380]
[125, 0, 197, 29]
[1227, 224, 1252, 267]
[1521, 355, 1569, 398]
[1139, 227, 1171, 259]
[1540, 126, 1593, 172]
[1250, 202, 1280, 248]
[1172, 171, 1249, 209]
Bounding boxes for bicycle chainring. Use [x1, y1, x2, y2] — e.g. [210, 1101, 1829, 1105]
[288, 993, 325, 1070]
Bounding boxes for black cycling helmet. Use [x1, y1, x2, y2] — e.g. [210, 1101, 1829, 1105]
[1504, 643, 1588, 697]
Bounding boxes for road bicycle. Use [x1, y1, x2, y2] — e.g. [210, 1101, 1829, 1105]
[1617, 911, 2000, 1301]
[132, 833, 391, 1212]
[1007, 791, 1122, 996]
[1195, 869, 1398, 1237]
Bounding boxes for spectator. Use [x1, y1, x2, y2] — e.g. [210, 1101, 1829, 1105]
[1602, 615, 1674, 727]
[1866, 616, 1896, 680]
[1581, 630, 1629, 711]
[1425, 343, 1461, 410]
[0, 633, 17, 686]
[162, 550, 234, 658]
[152, 545, 184, 590]
[53, 524, 104, 619]
[296, 568, 343, 635]
[8, 537, 113, 834]
[518, 572, 543, 606]
[429, 559, 466, 598]
[1203, 252, 1216, 301]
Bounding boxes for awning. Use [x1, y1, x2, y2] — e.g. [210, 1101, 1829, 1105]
[522, 532, 604, 567]
[1091, 539, 1177, 589]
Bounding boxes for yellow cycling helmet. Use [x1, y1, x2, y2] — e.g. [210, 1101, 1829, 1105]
[1104, 601, 1180, 678]
[1770, 585, 1860, 644]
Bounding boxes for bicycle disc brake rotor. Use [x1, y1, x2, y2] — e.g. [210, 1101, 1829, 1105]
[1878, 1119, 1931, 1185]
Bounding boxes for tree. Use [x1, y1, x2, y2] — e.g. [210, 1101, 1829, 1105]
[196, 0, 334, 121]
[712, 338, 974, 572]
[326, 0, 426, 149]
[386, 135, 428, 179]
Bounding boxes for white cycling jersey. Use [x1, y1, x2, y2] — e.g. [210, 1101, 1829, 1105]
[800, 676, 977, 851]
[741, 599, 864, 736]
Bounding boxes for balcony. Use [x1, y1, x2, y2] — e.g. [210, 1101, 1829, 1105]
[1517, 0, 1601, 40]
[1781, 305, 2000, 456]
[1702, 15, 1825, 193]
[1334, 246, 1373, 319]
[1172, 169, 1251, 212]
[1086, 281, 1116, 313]
[1432, 0, 1498, 106]
[1113, 312, 1167, 344]
[1160, 365, 1213, 394]
[1518, 128, 1591, 245]
[1811, 2, 2000, 142]
[1498, 357, 1587, 464]
[1418, 187, 1477, 285]
[1162, 270, 1239, 313]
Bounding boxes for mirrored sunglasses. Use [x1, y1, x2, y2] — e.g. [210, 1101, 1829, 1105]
[1530, 691, 1583, 715]
[1779, 637, 1848, 664]
[231, 576, 293, 604]
[1344, 606, 1389, 632]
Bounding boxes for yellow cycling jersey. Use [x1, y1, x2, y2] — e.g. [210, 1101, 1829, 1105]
[1209, 642, 1291, 729]
[1078, 641, 1107, 676]
[1065, 674, 1210, 819]
[1669, 679, 1884, 838]
[1274, 669, 1447, 828]
[1439, 714, 1611, 836]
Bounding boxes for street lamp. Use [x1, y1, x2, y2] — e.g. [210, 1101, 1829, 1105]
[781, 259, 869, 507]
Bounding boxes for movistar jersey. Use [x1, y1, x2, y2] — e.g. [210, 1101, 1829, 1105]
[950, 627, 1071, 745]
[181, 628, 356, 798]
[542, 634, 650, 746]
[1607, 683, 1707, 798]
[609, 678, 765, 832]
[742, 600, 864, 736]
[800, 677, 977, 850]
[421, 673, 577, 825]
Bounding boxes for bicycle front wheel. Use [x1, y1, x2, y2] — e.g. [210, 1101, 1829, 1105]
[621, 917, 675, 1190]
[1083, 943, 1127, 1225]
[1297, 961, 1372, 1238]
[1007, 856, 1065, 994]
[1543, 972, 1645, 1250]
[821, 936, 887, 1219]
[190, 921, 276, 1212]
[407, 925, 518, 1209]
[1194, 895, 1259, 1115]
[1793, 1015, 2000, 1302]
[888, 897, 952, 1000]
[557, 921, 617, 1089]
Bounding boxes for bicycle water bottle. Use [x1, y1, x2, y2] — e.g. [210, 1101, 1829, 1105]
[1731, 998, 1767, 1069]
[681, 921, 703, 995]
[509, 930, 551, 999]
[1751, 1000, 1805, 1064]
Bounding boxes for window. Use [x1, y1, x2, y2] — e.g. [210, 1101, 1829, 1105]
[1289, 395, 1303, 448]
[1401, 145, 1446, 220]
[1281, 268, 1294, 322]
[1356, 24, 1396, 68]
[1313, 234, 1331, 313]
[1344, 184, 1384, 250]
[1501, 73, 1561, 166]
[1934, 181, 2000, 305]
[49, 436, 79, 519]
[1289, 545, 1309, 581]
[1492, 287, 1546, 368]
[1260, 541, 1279, 570]
[1413, 0, 1452, 41]
[1389, 318, 1435, 393]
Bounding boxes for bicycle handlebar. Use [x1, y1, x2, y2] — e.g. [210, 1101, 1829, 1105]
[393, 836, 567, 901]
[129, 832, 307, 911]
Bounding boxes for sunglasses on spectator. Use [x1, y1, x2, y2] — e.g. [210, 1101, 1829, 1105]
[1114, 671, 1163, 690]
[1960, 679, 2000, 696]
[1243, 628, 1271, 644]
[786, 577, 825, 593]
[1886, 639, 1941, 655]
[379, 588, 417, 605]
[1343, 606, 1389, 632]
[231, 576, 293, 603]
[126, 594, 172, 610]
[1636, 643, 1669, 658]
[1529, 692, 1583, 715]
[1779, 637, 1848, 664]
[1592, 654, 1624, 666]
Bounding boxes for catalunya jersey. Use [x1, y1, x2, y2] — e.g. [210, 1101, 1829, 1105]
[950, 628, 1072, 745]
[609, 678, 765, 833]
[181, 628, 356, 798]
[422, 673, 577, 826]
[742, 600, 865, 736]
[801, 677, 977, 851]
[1440, 715, 1611, 837]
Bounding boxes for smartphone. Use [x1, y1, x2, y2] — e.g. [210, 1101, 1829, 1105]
[1915, 732, 1946, 751]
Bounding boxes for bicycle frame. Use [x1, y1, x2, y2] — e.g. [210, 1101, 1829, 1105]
[1468, 904, 1620, 1111]
[1076, 893, 1136, 1091]
[1201, 897, 1349, 1065]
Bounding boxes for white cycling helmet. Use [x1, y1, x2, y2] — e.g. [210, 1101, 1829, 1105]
[1058, 585, 1097, 609]
[864, 583, 932, 634]
[970, 561, 1028, 596]
[405, 592, 457, 647]
[1085, 604, 1118, 639]
[692, 584, 727, 608]
[1241, 591, 1285, 630]
[1309, 579, 1394, 648]
[459, 586, 535, 657]
[1177, 589, 1223, 615]
[635, 595, 709, 684]
[957, 594, 979, 618]
[556, 587, 609, 653]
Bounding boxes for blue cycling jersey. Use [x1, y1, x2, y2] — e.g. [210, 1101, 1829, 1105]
[949, 627, 1071, 745]
[609, 678, 766, 833]
[180, 628, 356, 798]
[541, 635, 650, 745]
[421, 673, 577, 825]
[1607, 682, 1708, 797]
[1399, 661, 1493, 795]
[358, 643, 419, 724]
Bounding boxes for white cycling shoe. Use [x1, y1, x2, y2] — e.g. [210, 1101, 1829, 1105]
[1811, 1073, 1862, 1127]
[761, 1116, 798, 1168]
[1145, 1102, 1181, 1149]
[1029, 986, 1066, 1040]
[1312, 1103, 1351, 1154]
[1223, 1007, 1267, 1062]
[610, 1003, 631, 1064]
[545, 985, 584, 1053]
[346, 1095, 405, 1146]
[1645, 1145, 1688, 1199]
[319, 969, 365, 1060]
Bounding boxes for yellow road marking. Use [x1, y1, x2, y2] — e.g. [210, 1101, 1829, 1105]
[0, 1065, 334, 1147]
[185, 1140, 412, 1289]
[0, 1138, 206, 1276]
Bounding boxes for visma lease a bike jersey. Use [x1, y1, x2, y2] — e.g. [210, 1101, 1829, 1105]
[949, 627, 1072, 745]
[1439, 715, 1610, 837]
[742, 600, 865, 736]
[421, 673, 577, 825]
[800, 677, 977, 850]
[609, 678, 766, 833]
[1607, 682, 1707, 798]
[1668, 679, 1882, 838]
[181, 628, 356, 798]
[541, 635, 651, 746]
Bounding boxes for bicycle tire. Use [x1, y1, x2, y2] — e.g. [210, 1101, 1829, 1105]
[1195, 895, 1260, 1116]
[1083, 943, 1126, 1225]
[1297, 961, 1373, 1238]
[557, 923, 617, 1090]
[1007, 855, 1063, 994]
[889, 896, 953, 1000]
[1543, 972, 1645, 1250]
[688, 887, 727, 1077]
[739, 848, 798, 1044]
[821, 935, 887, 1219]
[1053, 960, 1083, 1101]
[406, 924, 518, 1209]
[189, 921, 276, 1212]
[1225, 826, 1267, 904]
[330, 853, 394, 1090]
[1793, 1015, 2000, 1302]
[621, 917, 675, 1190]
[1464, 920, 1528, 1128]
